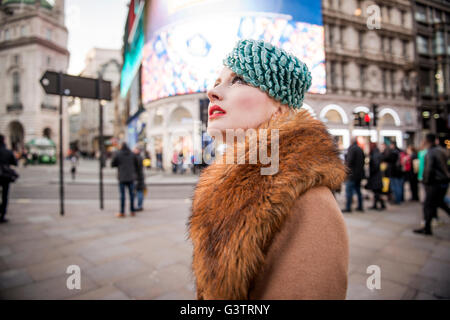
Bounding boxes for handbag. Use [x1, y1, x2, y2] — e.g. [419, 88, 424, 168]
[0, 165, 19, 183]
[381, 177, 390, 194]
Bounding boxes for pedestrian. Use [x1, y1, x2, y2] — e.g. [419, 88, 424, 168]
[413, 133, 450, 235]
[156, 149, 163, 171]
[385, 141, 403, 204]
[188, 39, 348, 299]
[365, 142, 386, 211]
[171, 150, 179, 174]
[0, 134, 18, 223]
[111, 142, 139, 218]
[21, 148, 28, 167]
[133, 147, 145, 211]
[178, 151, 185, 174]
[342, 138, 365, 213]
[435, 138, 450, 216]
[404, 145, 419, 201]
[70, 151, 79, 181]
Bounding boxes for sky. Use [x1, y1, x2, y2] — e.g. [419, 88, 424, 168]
[65, 0, 130, 75]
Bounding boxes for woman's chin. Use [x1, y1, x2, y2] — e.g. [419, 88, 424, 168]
[207, 125, 224, 137]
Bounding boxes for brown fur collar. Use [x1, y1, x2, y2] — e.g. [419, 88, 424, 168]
[187, 109, 347, 300]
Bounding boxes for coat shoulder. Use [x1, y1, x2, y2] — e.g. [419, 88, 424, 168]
[249, 186, 349, 300]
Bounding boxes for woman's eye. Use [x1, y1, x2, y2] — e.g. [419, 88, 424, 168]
[231, 76, 246, 85]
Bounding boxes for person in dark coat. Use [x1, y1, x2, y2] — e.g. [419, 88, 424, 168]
[414, 133, 450, 235]
[111, 142, 139, 218]
[133, 147, 145, 211]
[405, 145, 419, 201]
[0, 134, 18, 223]
[366, 143, 385, 211]
[342, 138, 365, 213]
[384, 142, 403, 204]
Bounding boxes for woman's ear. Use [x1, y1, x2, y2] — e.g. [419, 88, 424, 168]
[270, 104, 284, 120]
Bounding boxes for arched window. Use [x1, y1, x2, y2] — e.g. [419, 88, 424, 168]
[169, 107, 193, 125]
[12, 71, 20, 104]
[380, 114, 396, 127]
[324, 110, 343, 123]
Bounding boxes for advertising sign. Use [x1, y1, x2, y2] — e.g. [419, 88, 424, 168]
[141, 0, 325, 103]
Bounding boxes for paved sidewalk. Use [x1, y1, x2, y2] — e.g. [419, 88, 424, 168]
[0, 195, 449, 299]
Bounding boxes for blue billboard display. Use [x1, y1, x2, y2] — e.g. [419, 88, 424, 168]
[142, 0, 325, 103]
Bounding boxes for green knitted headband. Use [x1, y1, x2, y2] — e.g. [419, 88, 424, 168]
[223, 39, 312, 110]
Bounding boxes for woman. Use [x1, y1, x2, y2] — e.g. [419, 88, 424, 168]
[405, 145, 419, 201]
[187, 39, 348, 300]
[366, 142, 386, 210]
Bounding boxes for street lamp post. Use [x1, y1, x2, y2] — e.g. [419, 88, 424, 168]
[98, 63, 108, 210]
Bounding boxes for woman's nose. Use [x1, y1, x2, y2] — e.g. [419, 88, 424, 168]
[207, 86, 222, 103]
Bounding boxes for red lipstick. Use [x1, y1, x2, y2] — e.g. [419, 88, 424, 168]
[209, 105, 227, 120]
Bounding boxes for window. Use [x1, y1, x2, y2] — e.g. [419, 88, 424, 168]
[14, 55, 19, 65]
[341, 62, 346, 90]
[330, 62, 336, 87]
[12, 71, 20, 104]
[46, 28, 52, 41]
[359, 65, 366, 89]
[329, 25, 334, 45]
[5, 29, 10, 41]
[388, 37, 393, 54]
[380, 35, 384, 52]
[390, 70, 395, 94]
[415, 4, 427, 22]
[417, 36, 429, 54]
[400, 10, 406, 26]
[433, 32, 445, 55]
[335, 0, 341, 10]
[386, 6, 392, 22]
[340, 26, 345, 47]
[358, 30, 364, 51]
[381, 69, 387, 94]
[402, 40, 408, 58]
[433, 9, 442, 23]
[47, 56, 51, 66]
[419, 68, 431, 95]
[447, 32, 450, 54]
[20, 25, 28, 37]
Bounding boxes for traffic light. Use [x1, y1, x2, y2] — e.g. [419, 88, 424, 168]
[364, 113, 371, 127]
[371, 104, 378, 127]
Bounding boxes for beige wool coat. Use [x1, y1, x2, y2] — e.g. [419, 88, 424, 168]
[187, 109, 349, 300]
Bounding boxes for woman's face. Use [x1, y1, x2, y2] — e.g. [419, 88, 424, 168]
[206, 67, 285, 136]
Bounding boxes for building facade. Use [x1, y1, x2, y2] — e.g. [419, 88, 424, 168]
[321, 0, 418, 151]
[413, 0, 450, 143]
[76, 48, 122, 156]
[0, 0, 69, 154]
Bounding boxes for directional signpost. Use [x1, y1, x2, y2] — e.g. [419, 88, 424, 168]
[40, 71, 112, 216]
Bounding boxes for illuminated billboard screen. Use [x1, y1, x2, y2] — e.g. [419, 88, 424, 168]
[142, 0, 325, 104]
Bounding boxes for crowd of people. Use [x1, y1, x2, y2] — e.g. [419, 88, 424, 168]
[171, 150, 206, 175]
[343, 133, 450, 236]
[1, 130, 449, 232]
